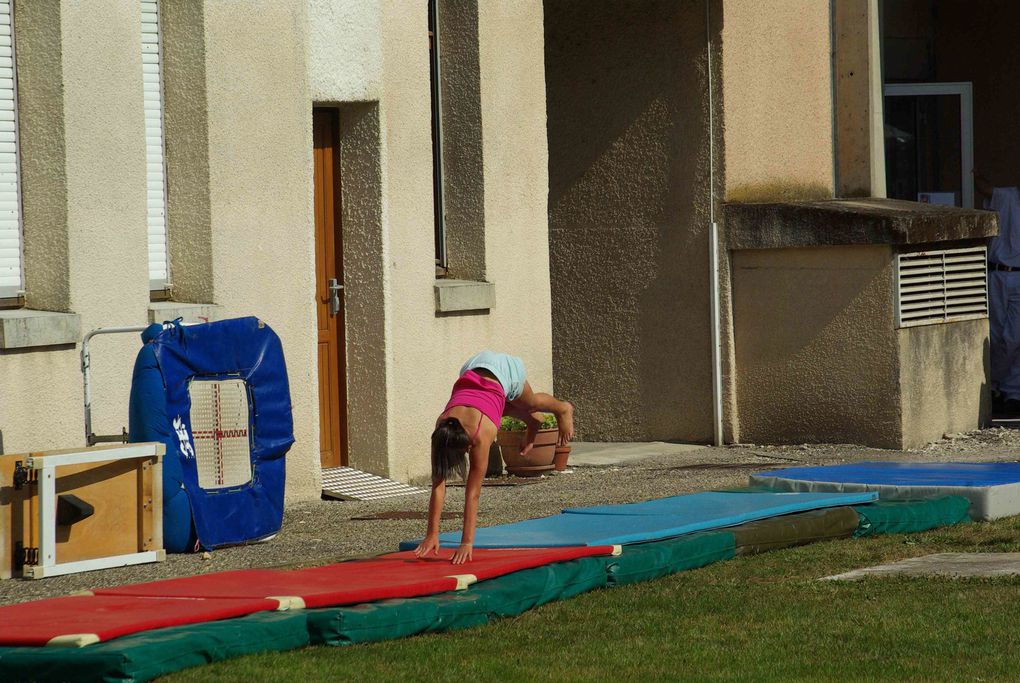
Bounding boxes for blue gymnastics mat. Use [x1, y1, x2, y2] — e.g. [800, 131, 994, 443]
[750, 461, 1020, 521]
[400, 491, 876, 550]
[563, 490, 877, 517]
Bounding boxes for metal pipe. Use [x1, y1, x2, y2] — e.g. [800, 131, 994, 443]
[706, 0, 724, 447]
[81, 326, 148, 446]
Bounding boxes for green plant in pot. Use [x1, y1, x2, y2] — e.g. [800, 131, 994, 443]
[497, 414, 558, 476]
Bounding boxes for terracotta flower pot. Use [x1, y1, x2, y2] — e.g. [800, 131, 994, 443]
[505, 463, 556, 478]
[498, 427, 557, 469]
[553, 445, 571, 471]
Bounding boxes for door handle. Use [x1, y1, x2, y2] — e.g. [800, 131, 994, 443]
[328, 278, 343, 316]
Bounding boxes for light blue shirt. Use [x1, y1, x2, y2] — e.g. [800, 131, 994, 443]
[987, 187, 1020, 268]
[459, 351, 527, 401]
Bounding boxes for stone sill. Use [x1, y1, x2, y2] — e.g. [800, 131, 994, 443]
[725, 198, 998, 250]
[434, 279, 495, 313]
[148, 302, 221, 324]
[0, 309, 81, 349]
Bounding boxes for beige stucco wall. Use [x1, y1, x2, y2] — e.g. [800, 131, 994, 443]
[365, 0, 551, 484]
[721, 0, 834, 201]
[733, 246, 903, 447]
[898, 319, 989, 447]
[2, 0, 552, 497]
[733, 243, 988, 448]
[545, 0, 715, 442]
[1, 1, 149, 455]
[202, 1, 320, 500]
[307, 0, 381, 103]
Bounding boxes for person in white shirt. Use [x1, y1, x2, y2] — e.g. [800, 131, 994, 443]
[976, 173, 1020, 414]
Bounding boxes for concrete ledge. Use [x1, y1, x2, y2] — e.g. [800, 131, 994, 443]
[148, 302, 221, 324]
[434, 279, 494, 313]
[0, 309, 81, 349]
[726, 198, 998, 250]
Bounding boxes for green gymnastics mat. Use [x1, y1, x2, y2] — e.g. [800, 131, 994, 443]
[0, 610, 309, 683]
[730, 506, 861, 555]
[852, 496, 971, 537]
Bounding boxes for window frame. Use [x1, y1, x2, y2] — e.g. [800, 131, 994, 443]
[883, 81, 974, 210]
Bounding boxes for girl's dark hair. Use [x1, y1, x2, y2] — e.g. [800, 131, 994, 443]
[431, 417, 470, 482]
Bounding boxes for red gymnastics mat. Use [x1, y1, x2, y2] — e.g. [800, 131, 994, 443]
[95, 546, 619, 609]
[0, 595, 278, 647]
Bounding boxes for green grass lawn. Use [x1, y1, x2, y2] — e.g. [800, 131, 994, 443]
[165, 518, 1020, 682]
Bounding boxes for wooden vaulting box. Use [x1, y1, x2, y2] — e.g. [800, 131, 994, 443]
[0, 443, 165, 579]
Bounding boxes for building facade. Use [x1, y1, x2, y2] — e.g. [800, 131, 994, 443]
[0, 0, 552, 499]
[0, 0, 999, 501]
[548, 0, 993, 450]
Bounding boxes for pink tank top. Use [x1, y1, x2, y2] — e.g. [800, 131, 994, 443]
[443, 370, 506, 438]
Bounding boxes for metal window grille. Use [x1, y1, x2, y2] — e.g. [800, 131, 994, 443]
[896, 246, 988, 327]
[188, 378, 253, 490]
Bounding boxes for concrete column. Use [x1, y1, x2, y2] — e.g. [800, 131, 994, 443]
[832, 0, 887, 198]
[14, 0, 70, 312]
[161, 0, 214, 304]
[721, 0, 835, 201]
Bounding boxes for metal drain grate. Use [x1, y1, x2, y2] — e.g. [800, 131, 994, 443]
[321, 466, 427, 501]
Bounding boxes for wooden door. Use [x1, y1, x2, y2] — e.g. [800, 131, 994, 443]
[313, 109, 348, 468]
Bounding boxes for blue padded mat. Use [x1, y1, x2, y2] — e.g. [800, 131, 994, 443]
[400, 491, 876, 550]
[563, 491, 877, 517]
[753, 461, 1020, 487]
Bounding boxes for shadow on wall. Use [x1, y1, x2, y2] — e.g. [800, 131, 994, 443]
[545, 0, 720, 442]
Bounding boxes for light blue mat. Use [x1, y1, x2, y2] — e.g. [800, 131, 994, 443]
[563, 490, 877, 516]
[399, 491, 877, 550]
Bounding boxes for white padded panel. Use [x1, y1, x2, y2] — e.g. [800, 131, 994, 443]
[188, 378, 253, 490]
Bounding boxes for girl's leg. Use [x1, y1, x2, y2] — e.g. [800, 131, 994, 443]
[510, 381, 574, 445]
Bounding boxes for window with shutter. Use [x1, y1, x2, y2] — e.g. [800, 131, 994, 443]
[142, 0, 169, 291]
[0, 0, 23, 301]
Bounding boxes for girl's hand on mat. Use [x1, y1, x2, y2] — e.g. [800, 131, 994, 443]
[414, 535, 440, 558]
[452, 542, 473, 564]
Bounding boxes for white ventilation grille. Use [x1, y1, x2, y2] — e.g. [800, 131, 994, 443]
[896, 246, 988, 328]
[189, 379, 253, 490]
[0, 1, 22, 299]
[142, 0, 169, 289]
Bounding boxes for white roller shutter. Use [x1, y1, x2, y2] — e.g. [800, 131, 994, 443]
[0, 1, 22, 299]
[142, 0, 169, 289]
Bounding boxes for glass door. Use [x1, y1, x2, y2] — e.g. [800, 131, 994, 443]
[884, 82, 974, 208]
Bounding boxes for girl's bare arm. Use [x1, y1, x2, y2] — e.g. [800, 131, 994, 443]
[414, 477, 446, 557]
[453, 439, 489, 564]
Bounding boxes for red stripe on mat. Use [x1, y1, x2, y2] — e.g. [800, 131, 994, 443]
[0, 595, 277, 647]
[95, 546, 615, 608]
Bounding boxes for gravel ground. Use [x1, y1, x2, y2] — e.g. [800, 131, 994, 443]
[3, 427, 1020, 606]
